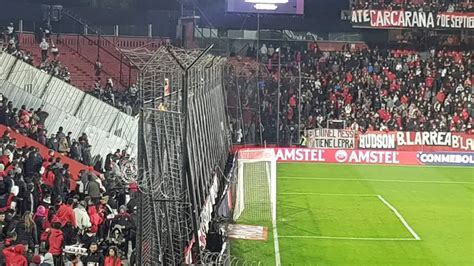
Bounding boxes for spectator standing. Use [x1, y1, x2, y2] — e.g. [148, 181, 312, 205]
[104, 246, 122, 266]
[39, 39, 49, 63]
[47, 217, 64, 265]
[83, 242, 104, 266]
[2, 244, 28, 266]
[74, 200, 91, 233]
[55, 198, 76, 228]
[6, 23, 14, 40]
[51, 44, 59, 60]
[15, 211, 38, 250]
[95, 59, 102, 78]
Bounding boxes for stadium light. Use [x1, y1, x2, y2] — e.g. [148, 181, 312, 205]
[245, 0, 289, 3]
[255, 3, 278, 10]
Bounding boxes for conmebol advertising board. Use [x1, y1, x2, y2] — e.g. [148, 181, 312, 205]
[416, 152, 474, 167]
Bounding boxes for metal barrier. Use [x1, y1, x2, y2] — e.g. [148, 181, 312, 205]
[123, 46, 230, 264]
[0, 52, 138, 159]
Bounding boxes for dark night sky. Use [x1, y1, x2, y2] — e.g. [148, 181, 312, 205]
[0, 0, 352, 33]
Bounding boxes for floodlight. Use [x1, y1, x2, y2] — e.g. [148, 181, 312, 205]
[254, 3, 278, 10]
[245, 0, 289, 3]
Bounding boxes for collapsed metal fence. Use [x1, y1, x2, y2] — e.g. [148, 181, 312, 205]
[123, 46, 230, 264]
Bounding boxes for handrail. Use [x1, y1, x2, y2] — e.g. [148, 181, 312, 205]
[53, 35, 116, 82]
[80, 33, 134, 68]
[61, 7, 136, 87]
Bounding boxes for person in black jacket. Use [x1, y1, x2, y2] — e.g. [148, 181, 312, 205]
[82, 242, 104, 266]
[15, 212, 37, 251]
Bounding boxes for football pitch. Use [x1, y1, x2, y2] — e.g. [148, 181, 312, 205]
[231, 163, 474, 265]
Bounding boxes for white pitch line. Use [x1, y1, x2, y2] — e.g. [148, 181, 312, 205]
[279, 192, 376, 197]
[377, 195, 421, 241]
[273, 221, 281, 266]
[278, 177, 474, 185]
[278, 235, 418, 241]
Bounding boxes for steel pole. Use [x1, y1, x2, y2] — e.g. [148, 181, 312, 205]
[298, 62, 302, 144]
[276, 48, 281, 146]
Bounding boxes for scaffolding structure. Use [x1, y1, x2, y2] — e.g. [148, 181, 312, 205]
[123, 45, 230, 265]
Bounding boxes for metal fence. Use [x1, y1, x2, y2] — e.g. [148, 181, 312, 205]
[123, 46, 230, 264]
[0, 51, 138, 159]
[225, 56, 304, 147]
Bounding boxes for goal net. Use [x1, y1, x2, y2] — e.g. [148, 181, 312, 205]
[233, 149, 277, 225]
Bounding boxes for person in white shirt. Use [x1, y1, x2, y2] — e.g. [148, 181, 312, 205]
[39, 38, 49, 62]
[6, 23, 14, 39]
[51, 44, 59, 60]
[74, 201, 91, 232]
[260, 44, 267, 57]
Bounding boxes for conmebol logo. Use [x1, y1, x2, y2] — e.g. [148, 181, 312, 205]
[417, 152, 474, 166]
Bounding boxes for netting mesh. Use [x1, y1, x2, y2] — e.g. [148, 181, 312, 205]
[124, 46, 230, 265]
[233, 149, 277, 226]
[201, 251, 264, 266]
[236, 161, 272, 223]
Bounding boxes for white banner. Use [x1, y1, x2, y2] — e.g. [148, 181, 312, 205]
[307, 129, 355, 149]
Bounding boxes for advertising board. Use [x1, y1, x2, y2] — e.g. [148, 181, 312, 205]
[238, 147, 474, 167]
[273, 147, 414, 165]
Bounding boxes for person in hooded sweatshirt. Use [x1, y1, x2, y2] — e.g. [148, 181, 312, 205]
[74, 200, 91, 233]
[33, 205, 47, 241]
[46, 216, 64, 265]
[2, 243, 28, 266]
[55, 198, 76, 228]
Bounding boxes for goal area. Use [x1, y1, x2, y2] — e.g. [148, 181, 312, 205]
[233, 149, 277, 225]
[232, 148, 280, 264]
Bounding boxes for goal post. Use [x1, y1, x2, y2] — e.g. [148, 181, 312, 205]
[233, 149, 277, 225]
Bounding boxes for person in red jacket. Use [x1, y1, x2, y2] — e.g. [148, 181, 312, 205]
[47, 216, 64, 265]
[104, 246, 122, 266]
[55, 198, 77, 228]
[2, 244, 28, 266]
[42, 165, 55, 188]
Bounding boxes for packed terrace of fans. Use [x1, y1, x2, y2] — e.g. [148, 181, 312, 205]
[228, 43, 473, 144]
[2, 25, 140, 116]
[352, 0, 474, 12]
[0, 17, 142, 265]
[0, 88, 137, 264]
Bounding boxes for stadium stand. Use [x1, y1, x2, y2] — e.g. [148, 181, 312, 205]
[0, 52, 138, 159]
[227, 42, 473, 145]
[2, 27, 168, 115]
[0, 96, 138, 266]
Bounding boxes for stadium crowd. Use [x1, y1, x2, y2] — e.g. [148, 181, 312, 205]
[229, 42, 473, 144]
[0, 94, 137, 265]
[352, 0, 474, 12]
[2, 24, 140, 117]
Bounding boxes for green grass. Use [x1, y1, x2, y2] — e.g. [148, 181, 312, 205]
[231, 163, 474, 265]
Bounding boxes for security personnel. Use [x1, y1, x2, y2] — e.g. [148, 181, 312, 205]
[299, 134, 308, 147]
